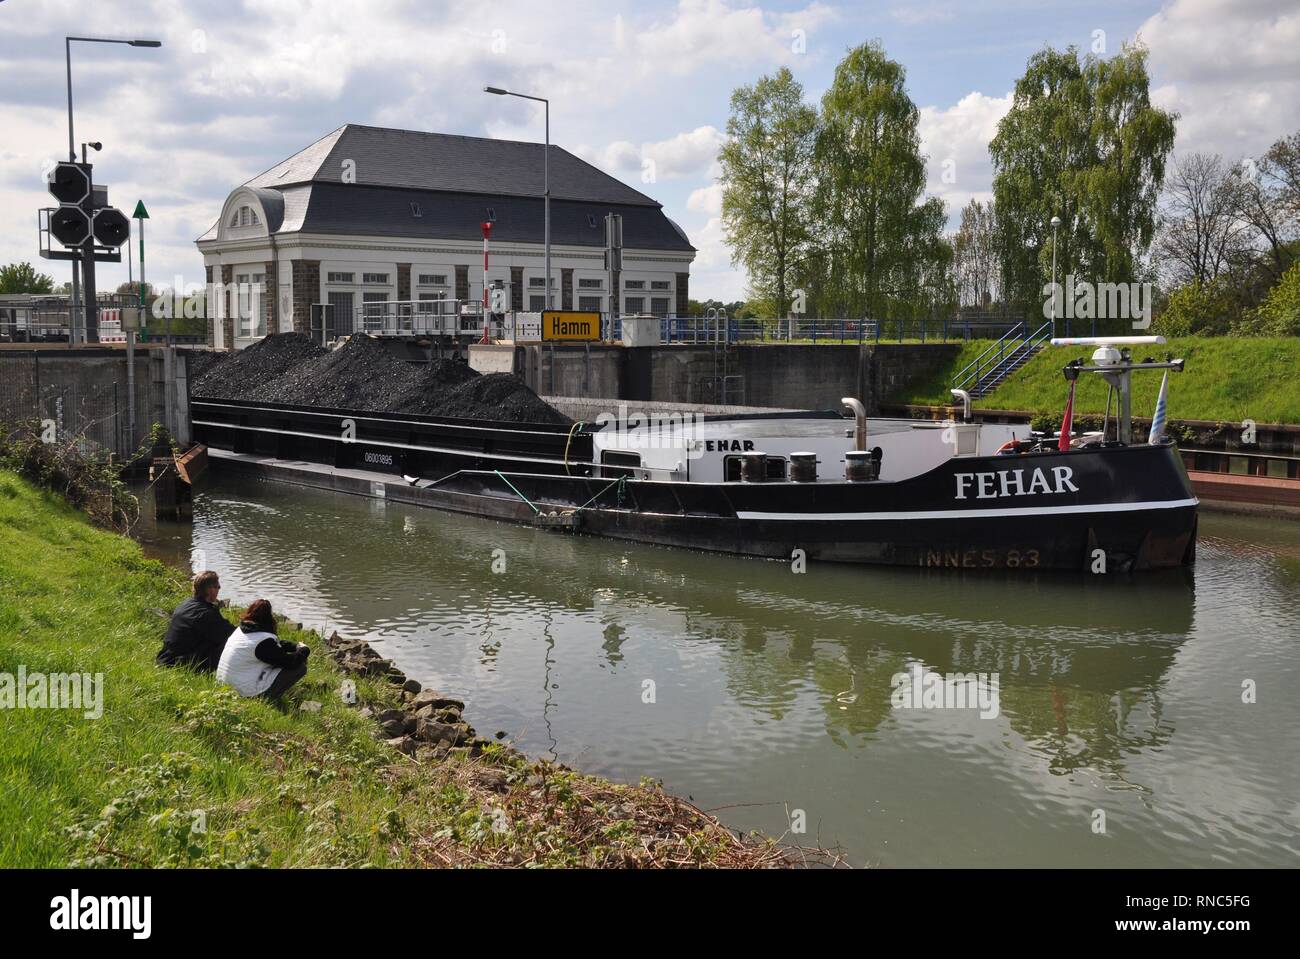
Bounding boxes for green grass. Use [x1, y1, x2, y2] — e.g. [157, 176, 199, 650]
[886, 337, 1300, 425]
[0, 472, 796, 868]
[883, 340, 1002, 407]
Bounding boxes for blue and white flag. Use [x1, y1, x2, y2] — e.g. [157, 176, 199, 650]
[1149, 370, 1170, 444]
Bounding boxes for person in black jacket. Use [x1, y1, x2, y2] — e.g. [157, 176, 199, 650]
[156, 570, 230, 672]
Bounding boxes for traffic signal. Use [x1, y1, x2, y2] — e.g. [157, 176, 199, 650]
[49, 206, 92, 246]
[93, 207, 130, 247]
[47, 162, 91, 206]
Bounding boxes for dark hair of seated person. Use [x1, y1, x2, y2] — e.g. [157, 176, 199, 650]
[240, 598, 277, 635]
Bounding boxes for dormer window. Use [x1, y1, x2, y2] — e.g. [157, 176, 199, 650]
[588, 214, 597, 228]
[485, 207, 496, 222]
[230, 205, 260, 227]
[410, 202, 422, 218]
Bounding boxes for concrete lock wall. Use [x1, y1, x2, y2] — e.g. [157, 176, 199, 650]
[0, 347, 193, 457]
[486, 342, 960, 414]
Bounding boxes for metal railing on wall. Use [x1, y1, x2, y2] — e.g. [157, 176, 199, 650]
[296, 301, 1036, 347]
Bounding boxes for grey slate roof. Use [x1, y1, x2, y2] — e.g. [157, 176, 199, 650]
[245, 124, 659, 206]
[296, 184, 693, 250]
[200, 124, 694, 251]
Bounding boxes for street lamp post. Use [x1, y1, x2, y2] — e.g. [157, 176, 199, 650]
[484, 86, 550, 310]
[1050, 214, 1062, 337]
[64, 36, 161, 341]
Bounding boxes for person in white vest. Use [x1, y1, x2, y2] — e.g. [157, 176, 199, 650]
[216, 599, 310, 699]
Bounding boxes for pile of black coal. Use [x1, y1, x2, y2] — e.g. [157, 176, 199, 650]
[183, 349, 227, 384]
[194, 332, 568, 425]
[248, 333, 429, 411]
[412, 372, 570, 425]
[191, 333, 325, 400]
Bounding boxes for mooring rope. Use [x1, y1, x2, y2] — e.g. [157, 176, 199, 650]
[563, 420, 584, 476]
[495, 469, 628, 519]
[493, 470, 541, 515]
[574, 474, 627, 512]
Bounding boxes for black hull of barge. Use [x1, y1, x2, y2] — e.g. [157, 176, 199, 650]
[207, 438, 1198, 574]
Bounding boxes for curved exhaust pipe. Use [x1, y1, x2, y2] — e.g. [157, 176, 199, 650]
[950, 388, 972, 423]
[842, 397, 866, 451]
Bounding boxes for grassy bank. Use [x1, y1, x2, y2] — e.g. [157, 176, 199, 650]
[0, 471, 815, 868]
[887, 337, 1300, 425]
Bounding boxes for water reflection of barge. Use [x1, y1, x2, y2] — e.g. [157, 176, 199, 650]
[193, 338, 1197, 573]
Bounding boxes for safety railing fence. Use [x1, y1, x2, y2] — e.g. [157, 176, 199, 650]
[307, 303, 1034, 347]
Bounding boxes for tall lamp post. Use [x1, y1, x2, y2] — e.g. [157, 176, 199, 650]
[1050, 214, 1062, 337]
[64, 35, 161, 342]
[484, 85, 550, 310]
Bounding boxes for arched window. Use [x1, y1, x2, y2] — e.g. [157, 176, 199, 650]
[230, 205, 260, 228]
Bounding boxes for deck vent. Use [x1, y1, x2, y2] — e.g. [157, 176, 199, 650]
[845, 449, 881, 482]
[740, 452, 768, 483]
[790, 452, 818, 483]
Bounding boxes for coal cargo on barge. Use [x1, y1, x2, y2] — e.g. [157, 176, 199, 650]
[191, 336, 1198, 573]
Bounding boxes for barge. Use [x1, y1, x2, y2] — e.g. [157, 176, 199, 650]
[192, 337, 1198, 573]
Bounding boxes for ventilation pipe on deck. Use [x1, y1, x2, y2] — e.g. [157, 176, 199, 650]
[950, 388, 972, 423]
[842, 397, 867, 451]
[790, 452, 818, 483]
[740, 452, 768, 482]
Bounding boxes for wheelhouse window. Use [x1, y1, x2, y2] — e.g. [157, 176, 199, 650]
[600, 450, 641, 479]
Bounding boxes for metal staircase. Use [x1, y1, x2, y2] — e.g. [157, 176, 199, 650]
[951, 321, 1053, 399]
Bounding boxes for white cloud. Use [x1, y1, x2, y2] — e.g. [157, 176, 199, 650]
[634, 0, 836, 72]
[687, 183, 723, 215]
[584, 126, 724, 181]
[917, 90, 1012, 223]
[685, 214, 747, 300]
[1139, 0, 1300, 158]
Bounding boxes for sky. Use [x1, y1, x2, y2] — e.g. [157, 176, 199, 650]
[1, 0, 1297, 302]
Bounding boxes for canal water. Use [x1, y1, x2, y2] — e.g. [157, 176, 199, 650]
[142, 473, 1299, 867]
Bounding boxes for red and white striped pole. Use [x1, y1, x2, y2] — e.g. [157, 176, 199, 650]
[480, 220, 492, 344]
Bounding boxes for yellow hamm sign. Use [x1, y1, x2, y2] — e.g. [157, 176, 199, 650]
[542, 310, 600, 341]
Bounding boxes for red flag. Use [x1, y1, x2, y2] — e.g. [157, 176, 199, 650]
[1058, 379, 1076, 451]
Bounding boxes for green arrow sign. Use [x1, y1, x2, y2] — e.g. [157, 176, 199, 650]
[132, 200, 150, 219]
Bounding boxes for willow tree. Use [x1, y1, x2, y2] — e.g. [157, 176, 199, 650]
[718, 67, 819, 317]
[990, 43, 1176, 318]
[813, 41, 946, 320]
